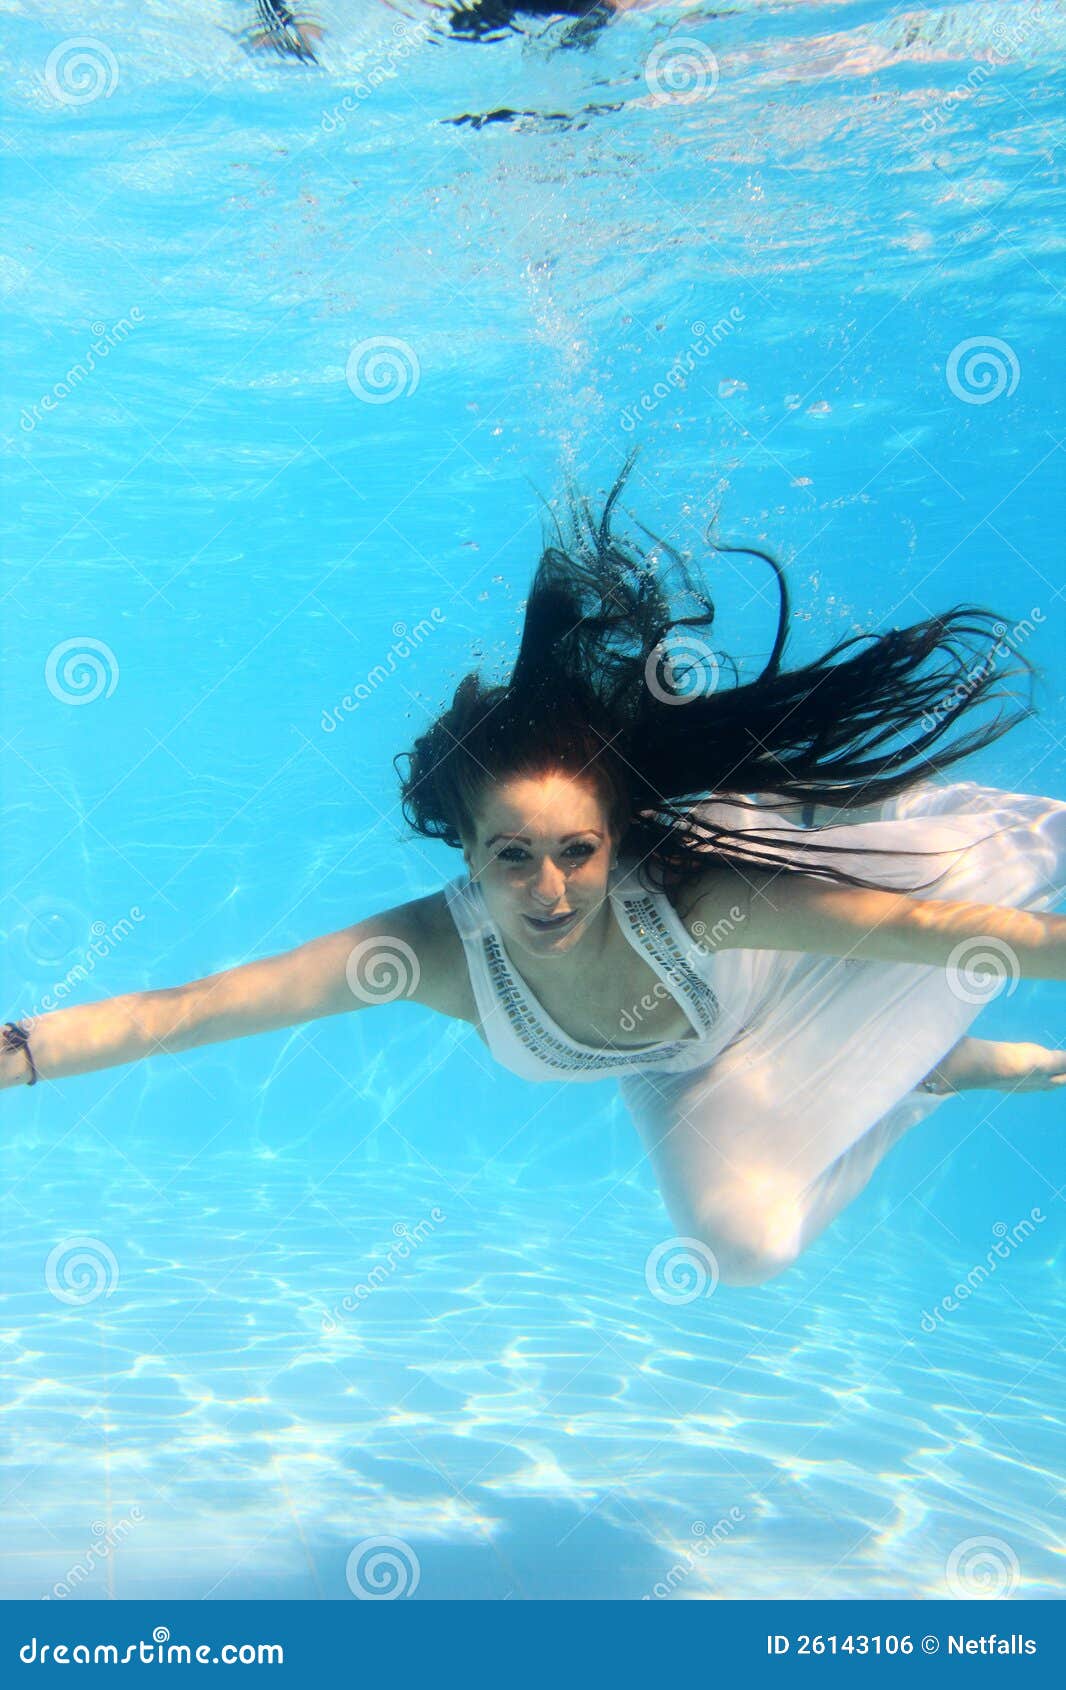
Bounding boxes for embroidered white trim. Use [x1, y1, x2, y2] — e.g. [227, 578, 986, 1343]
[476, 887, 721, 1075]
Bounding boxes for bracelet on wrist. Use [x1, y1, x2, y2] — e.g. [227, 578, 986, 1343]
[2, 1021, 38, 1086]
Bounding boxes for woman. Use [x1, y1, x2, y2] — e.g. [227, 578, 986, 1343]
[5, 458, 1065, 1286]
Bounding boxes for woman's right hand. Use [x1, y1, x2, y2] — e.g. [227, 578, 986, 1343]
[3, 894, 447, 1087]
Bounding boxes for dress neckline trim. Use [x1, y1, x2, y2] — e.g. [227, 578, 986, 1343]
[462, 855, 721, 1063]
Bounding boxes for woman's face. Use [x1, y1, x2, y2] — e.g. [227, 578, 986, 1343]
[462, 773, 617, 961]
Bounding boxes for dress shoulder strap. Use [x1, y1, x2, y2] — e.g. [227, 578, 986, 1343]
[608, 856, 723, 1038]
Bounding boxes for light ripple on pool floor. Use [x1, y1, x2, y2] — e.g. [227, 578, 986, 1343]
[0, 1145, 1062, 1600]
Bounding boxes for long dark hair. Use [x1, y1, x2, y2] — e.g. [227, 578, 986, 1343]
[394, 452, 1041, 895]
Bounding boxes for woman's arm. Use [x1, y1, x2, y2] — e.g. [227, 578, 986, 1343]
[1, 895, 444, 1089]
[696, 865, 1066, 981]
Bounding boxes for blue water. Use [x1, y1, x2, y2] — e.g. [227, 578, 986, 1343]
[2, 0, 1064, 1601]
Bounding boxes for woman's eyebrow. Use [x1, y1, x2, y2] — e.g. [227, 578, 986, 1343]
[485, 830, 604, 846]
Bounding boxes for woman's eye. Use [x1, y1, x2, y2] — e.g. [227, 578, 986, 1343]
[496, 843, 595, 865]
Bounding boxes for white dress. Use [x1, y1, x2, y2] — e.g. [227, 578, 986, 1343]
[445, 779, 1066, 1267]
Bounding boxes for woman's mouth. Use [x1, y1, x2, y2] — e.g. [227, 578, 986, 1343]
[523, 910, 578, 932]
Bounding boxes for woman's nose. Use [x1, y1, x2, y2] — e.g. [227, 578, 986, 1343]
[530, 859, 566, 904]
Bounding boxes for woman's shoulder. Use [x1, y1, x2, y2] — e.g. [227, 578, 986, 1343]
[405, 887, 479, 1025]
[658, 855, 754, 951]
